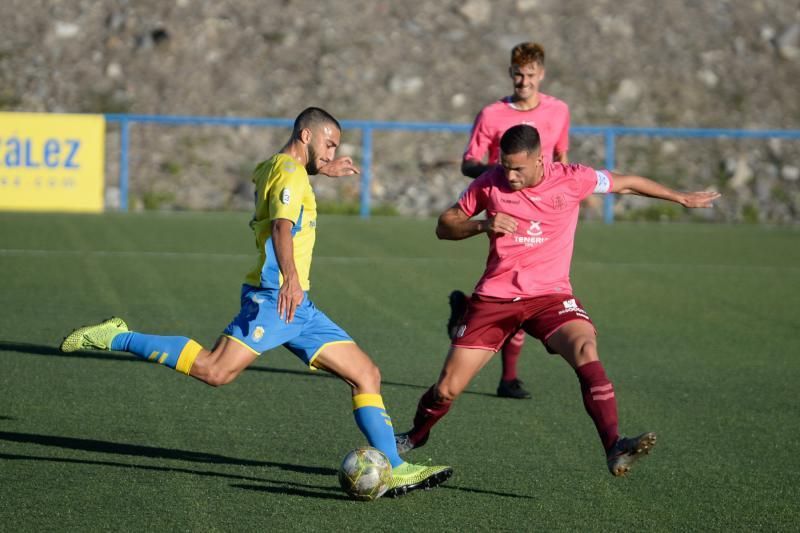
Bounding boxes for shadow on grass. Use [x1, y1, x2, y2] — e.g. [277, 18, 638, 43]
[0, 340, 139, 362]
[0, 340, 497, 397]
[0, 430, 336, 475]
[232, 483, 350, 500]
[0, 452, 344, 500]
[234, 482, 531, 500]
[0, 432, 532, 501]
[440, 484, 533, 499]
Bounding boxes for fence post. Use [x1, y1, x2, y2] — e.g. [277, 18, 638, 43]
[360, 127, 372, 219]
[119, 117, 130, 212]
[603, 129, 616, 224]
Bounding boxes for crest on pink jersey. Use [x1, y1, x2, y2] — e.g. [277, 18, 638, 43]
[526, 221, 543, 237]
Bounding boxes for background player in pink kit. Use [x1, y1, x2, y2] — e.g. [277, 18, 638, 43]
[397, 124, 720, 476]
[457, 42, 571, 400]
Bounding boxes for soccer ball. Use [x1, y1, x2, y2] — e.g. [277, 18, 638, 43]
[337, 447, 392, 501]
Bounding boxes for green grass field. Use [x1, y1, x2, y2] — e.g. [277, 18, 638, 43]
[1, 212, 798, 531]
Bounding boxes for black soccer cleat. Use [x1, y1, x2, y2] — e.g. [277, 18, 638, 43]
[447, 290, 469, 340]
[496, 378, 532, 399]
[606, 432, 657, 477]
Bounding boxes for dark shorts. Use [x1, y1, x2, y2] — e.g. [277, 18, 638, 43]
[451, 293, 595, 353]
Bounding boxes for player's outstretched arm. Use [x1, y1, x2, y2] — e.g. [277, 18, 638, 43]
[272, 218, 304, 323]
[318, 156, 360, 177]
[610, 173, 721, 208]
[436, 205, 517, 240]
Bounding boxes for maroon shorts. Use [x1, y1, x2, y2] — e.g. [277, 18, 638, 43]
[451, 293, 595, 353]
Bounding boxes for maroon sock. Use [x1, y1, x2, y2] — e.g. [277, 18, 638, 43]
[409, 386, 452, 444]
[501, 329, 526, 382]
[575, 360, 619, 452]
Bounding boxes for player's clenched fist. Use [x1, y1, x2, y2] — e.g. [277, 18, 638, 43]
[484, 212, 518, 236]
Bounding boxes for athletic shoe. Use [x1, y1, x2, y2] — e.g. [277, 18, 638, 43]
[497, 378, 532, 399]
[384, 462, 453, 498]
[60, 317, 129, 352]
[606, 432, 657, 477]
[394, 431, 429, 454]
[446, 290, 469, 340]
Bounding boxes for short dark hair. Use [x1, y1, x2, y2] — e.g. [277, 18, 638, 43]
[292, 107, 341, 138]
[500, 124, 541, 156]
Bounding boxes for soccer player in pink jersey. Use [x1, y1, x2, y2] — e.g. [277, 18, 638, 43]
[397, 124, 720, 476]
[457, 42, 571, 400]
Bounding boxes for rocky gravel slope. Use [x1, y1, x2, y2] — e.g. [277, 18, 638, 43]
[1, 0, 798, 221]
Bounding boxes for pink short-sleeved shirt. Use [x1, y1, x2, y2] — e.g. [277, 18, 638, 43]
[457, 163, 613, 299]
[463, 94, 570, 166]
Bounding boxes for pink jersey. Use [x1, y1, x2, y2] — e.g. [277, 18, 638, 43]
[457, 163, 613, 299]
[463, 93, 570, 165]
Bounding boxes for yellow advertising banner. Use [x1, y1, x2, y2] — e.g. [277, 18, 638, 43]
[0, 112, 105, 212]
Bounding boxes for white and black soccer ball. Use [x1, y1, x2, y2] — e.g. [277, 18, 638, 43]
[337, 447, 392, 501]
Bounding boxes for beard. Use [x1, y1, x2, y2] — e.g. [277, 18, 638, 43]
[305, 144, 321, 175]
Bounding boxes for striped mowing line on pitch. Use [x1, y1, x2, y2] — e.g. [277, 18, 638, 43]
[0, 248, 449, 263]
[0, 248, 798, 272]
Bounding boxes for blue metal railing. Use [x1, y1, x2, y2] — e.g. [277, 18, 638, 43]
[105, 114, 800, 222]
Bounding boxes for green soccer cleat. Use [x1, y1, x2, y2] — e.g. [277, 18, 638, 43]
[606, 432, 657, 477]
[383, 462, 453, 498]
[60, 317, 129, 352]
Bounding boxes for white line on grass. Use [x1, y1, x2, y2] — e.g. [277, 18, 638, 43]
[0, 248, 452, 263]
[0, 248, 797, 272]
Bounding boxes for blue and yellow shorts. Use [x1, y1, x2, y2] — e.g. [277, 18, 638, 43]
[223, 284, 353, 368]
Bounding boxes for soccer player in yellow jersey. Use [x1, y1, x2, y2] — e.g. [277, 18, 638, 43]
[60, 107, 452, 498]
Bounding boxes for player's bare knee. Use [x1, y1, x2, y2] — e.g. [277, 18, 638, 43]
[363, 361, 382, 390]
[204, 366, 240, 387]
[349, 360, 381, 392]
[205, 373, 230, 388]
[435, 383, 460, 402]
[574, 337, 599, 365]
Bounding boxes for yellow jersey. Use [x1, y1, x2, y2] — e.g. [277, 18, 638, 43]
[244, 153, 317, 290]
